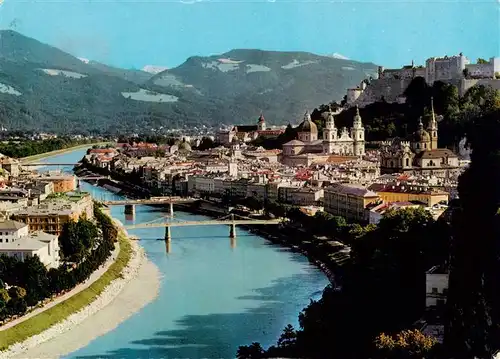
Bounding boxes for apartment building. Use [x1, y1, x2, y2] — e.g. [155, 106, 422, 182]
[368, 183, 449, 207]
[0, 220, 60, 268]
[324, 183, 380, 222]
[12, 192, 93, 235]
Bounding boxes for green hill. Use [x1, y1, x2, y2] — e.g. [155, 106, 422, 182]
[0, 31, 378, 134]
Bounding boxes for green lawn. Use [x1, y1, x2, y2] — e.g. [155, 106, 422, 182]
[20, 142, 113, 163]
[0, 233, 132, 350]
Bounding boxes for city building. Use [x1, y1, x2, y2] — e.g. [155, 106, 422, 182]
[11, 192, 93, 235]
[426, 264, 449, 309]
[215, 114, 285, 145]
[35, 173, 77, 193]
[0, 220, 29, 243]
[367, 183, 449, 207]
[324, 183, 380, 222]
[0, 220, 60, 268]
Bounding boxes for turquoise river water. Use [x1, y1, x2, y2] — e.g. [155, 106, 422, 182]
[38, 148, 329, 359]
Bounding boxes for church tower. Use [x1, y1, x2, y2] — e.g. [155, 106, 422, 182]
[322, 107, 338, 154]
[428, 97, 438, 150]
[351, 106, 365, 156]
[257, 113, 266, 131]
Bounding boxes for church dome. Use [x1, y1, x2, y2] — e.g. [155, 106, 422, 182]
[297, 111, 318, 134]
[413, 117, 430, 143]
[178, 140, 192, 151]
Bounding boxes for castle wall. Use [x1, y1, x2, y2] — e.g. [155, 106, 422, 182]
[459, 79, 500, 96]
[354, 78, 414, 107]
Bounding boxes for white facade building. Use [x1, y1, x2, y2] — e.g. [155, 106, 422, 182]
[321, 107, 365, 156]
[0, 220, 29, 243]
[0, 220, 60, 268]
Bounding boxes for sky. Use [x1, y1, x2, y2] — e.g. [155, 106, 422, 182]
[0, 0, 498, 70]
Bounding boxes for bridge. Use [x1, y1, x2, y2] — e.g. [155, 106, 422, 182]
[124, 213, 285, 241]
[21, 163, 79, 166]
[102, 196, 198, 216]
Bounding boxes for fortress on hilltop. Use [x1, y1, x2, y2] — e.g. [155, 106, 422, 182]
[346, 53, 500, 107]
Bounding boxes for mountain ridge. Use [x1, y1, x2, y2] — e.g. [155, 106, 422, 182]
[0, 30, 378, 134]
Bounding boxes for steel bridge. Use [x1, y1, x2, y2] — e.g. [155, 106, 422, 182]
[124, 213, 284, 241]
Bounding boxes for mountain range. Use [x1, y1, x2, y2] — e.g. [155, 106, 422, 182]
[0, 30, 378, 134]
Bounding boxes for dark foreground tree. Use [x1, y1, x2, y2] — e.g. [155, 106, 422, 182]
[445, 109, 500, 358]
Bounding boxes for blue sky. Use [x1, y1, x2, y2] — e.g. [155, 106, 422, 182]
[0, 0, 498, 69]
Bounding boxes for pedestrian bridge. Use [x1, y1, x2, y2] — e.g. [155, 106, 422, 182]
[102, 196, 196, 206]
[124, 214, 285, 241]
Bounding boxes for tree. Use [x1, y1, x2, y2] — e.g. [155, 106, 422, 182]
[477, 58, 489, 64]
[22, 255, 50, 305]
[59, 221, 85, 262]
[374, 329, 438, 358]
[196, 137, 216, 151]
[236, 342, 264, 359]
[445, 109, 500, 358]
[277, 324, 297, 349]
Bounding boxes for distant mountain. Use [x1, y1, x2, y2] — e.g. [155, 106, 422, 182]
[0, 31, 378, 134]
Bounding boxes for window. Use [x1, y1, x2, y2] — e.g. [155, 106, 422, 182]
[431, 287, 438, 294]
[405, 158, 409, 167]
[437, 299, 445, 307]
[443, 288, 448, 296]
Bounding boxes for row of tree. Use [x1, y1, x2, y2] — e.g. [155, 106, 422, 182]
[0, 137, 95, 158]
[0, 206, 117, 322]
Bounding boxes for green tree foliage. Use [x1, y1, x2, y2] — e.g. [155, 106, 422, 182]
[59, 218, 99, 263]
[445, 109, 500, 358]
[236, 342, 265, 359]
[374, 329, 438, 358]
[195, 137, 217, 151]
[477, 58, 489, 64]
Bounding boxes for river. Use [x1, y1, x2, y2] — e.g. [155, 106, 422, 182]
[37, 148, 330, 359]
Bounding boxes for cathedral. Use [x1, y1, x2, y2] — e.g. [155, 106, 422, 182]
[282, 107, 366, 157]
[380, 98, 460, 178]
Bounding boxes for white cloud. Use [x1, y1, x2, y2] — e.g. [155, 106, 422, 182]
[332, 52, 350, 60]
[78, 57, 90, 64]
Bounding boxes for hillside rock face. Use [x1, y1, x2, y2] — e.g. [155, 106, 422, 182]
[0, 31, 378, 134]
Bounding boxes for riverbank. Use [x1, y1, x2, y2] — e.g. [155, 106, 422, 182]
[0, 219, 161, 359]
[20, 142, 111, 164]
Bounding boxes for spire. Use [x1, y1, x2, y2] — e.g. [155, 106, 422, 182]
[258, 112, 265, 123]
[353, 105, 362, 127]
[304, 110, 311, 122]
[429, 97, 437, 130]
[418, 116, 424, 130]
